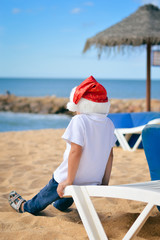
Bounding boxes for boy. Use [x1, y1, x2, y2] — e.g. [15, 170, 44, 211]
[9, 76, 116, 214]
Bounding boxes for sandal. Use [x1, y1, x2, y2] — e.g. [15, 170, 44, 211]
[8, 191, 26, 213]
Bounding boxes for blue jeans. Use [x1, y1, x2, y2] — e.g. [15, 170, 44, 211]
[23, 177, 73, 214]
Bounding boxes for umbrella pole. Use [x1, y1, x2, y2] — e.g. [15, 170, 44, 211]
[146, 43, 151, 111]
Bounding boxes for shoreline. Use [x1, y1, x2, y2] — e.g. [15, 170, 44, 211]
[0, 94, 160, 114]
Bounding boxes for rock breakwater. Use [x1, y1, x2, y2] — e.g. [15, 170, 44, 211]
[0, 95, 160, 114]
[0, 95, 69, 114]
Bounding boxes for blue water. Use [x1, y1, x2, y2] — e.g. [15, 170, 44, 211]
[0, 112, 71, 132]
[0, 77, 160, 99]
[0, 77, 160, 132]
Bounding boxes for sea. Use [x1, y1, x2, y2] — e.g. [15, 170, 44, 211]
[0, 77, 160, 132]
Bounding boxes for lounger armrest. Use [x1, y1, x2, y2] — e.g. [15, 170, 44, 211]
[115, 125, 144, 134]
[148, 118, 160, 125]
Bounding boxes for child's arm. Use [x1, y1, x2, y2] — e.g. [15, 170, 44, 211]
[57, 142, 82, 197]
[101, 148, 113, 185]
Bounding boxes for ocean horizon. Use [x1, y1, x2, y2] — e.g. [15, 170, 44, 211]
[0, 77, 160, 99]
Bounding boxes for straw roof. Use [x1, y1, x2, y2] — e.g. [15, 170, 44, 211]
[83, 4, 160, 53]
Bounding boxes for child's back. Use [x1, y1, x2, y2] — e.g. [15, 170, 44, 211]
[54, 113, 116, 185]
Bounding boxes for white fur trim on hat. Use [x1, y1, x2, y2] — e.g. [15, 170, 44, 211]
[67, 87, 110, 114]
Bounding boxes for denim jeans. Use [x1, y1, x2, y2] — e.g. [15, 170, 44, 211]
[23, 177, 73, 214]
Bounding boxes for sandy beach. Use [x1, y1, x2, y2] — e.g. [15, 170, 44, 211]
[0, 129, 160, 240]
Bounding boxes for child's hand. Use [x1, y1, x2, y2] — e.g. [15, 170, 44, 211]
[57, 180, 70, 198]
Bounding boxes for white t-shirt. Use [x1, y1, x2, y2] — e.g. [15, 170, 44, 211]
[54, 113, 117, 185]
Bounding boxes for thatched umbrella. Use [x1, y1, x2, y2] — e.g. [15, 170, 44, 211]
[83, 4, 160, 111]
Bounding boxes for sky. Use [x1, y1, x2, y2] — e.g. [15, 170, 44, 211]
[0, 0, 160, 79]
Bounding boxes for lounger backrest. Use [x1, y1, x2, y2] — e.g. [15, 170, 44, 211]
[142, 124, 160, 211]
[108, 112, 160, 129]
[108, 113, 133, 128]
[142, 124, 160, 181]
[131, 112, 160, 128]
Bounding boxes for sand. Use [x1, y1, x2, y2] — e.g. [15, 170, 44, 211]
[0, 129, 160, 240]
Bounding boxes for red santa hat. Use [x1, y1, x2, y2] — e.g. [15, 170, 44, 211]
[67, 76, 110, 114]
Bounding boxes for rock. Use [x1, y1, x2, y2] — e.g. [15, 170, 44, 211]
[0, 94, 159, 115]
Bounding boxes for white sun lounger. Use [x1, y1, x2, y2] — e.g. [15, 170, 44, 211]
[64, 180, 160, 240]
[114, 118, 160, 151]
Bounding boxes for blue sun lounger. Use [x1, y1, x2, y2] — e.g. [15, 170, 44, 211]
[108, 112, 160, 151]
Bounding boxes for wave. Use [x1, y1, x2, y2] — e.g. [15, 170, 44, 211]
[0, 111, 71, 120]
[0, 112, 71, 132]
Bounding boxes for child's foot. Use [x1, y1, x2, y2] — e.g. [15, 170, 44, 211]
[8, 191, 26, 213]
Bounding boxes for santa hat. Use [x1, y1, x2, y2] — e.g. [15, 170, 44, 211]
[67, 76, 110, 114]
